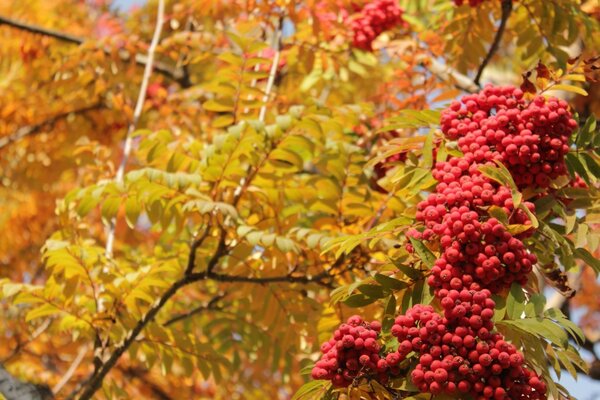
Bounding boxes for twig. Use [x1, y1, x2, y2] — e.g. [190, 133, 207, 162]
[0, 14, 185, 86]
[0, 104, 103, 151]
[52, 345, 88, 395]
[202, 270, 333, 288]
[75, 241, 335, 400]
[184, 226, 212, 275]
[423, 57, 479, 93]
[163, 293, 226, 326]
[119, 366, 172, 400]
[473, 0, 513, 85]
[1, 319, 51, 363]
[105, 0, 165, 258]
[258, 17, 283, 122]
[0, 15, 81, 43]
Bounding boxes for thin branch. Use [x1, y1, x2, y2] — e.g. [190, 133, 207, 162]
[1, 320, 51, 364]
[76, 275, 189, 400]
[184, 226, 211, 275]
[75, 239, 335, 399]
[0, 15, 186, 86]
[0, 15, 81, 43]
[163, 293, 226, 326]
[0, 104, 103, 151]
[52, 345, 88, 395]
[258, 16, 283, 122]
[119, 366, 172, 400]
[202, 270, 333, 288]
[423, 57, 479, 93]
[473, 0, 513, 85]
[105, 0, 165, 258]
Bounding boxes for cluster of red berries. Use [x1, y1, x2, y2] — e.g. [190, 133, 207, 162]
[412, 166, 537, 294]
[389, 303, 546, 399]
[350, 0, 405, 50]
[311, 316, 401, 387]
[441, 86, 576, 189]
[312, 86, 575, 398]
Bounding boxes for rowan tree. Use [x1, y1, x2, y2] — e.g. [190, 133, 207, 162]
[0, 1, 599, 399]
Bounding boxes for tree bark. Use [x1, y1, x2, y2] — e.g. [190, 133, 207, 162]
[0, 364, 53, 400]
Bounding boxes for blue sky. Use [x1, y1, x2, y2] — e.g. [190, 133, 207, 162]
[113, 0, 146, 9]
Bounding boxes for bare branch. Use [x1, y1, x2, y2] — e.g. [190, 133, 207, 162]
[51, 346, 88, 395]
[119, 366, 172, 400]
[75, 236, 335, 399]
[0, 14, 186, 86]
[423, 57, 479, 93]
[184, 226, 212, 275]
[163, 293, 226, 326]
[105, 0, 166, 259]
[0, 104, 103, 151]
[202, 269, 333, 288]
[258, 16, 283, 122]
[0, 15, 81, 44]
[474, 0, 513, 85]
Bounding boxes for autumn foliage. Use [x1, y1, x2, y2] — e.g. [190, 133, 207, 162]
[0, 1, 599, 400]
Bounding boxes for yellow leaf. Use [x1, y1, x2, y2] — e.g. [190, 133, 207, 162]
[552, 84, 588, 96]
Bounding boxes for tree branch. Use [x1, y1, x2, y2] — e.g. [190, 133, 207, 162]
[119, 366, 172, 400]
[163, 293, 226, 327]
[423, 57, 479, 93]
[0, 15, 81, 43]
[473, 0, 513, 85]
[51, 346, 88, 396]
[258, 16, 283, 122]
[0, 104, 103, 151]
[105, 0, 165, 259]
[76, 276, 188, 399]
[184, 226, 212, 275]
[0, 14, 187, 86]
[202, 269, 334, 288]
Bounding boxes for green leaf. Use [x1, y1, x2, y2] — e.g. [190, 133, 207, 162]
[101, 196, 121, 221]
[26, 303, 61, 322]
[374, 273, 409, 291]
[76, 192, 101, 217]
[580, 153, 600, 179]
[358, 284, 386, 299]
[488, 205, 509, 224]
[566, 152, 590, 184]
[343, 293, 378, 307]
[408, 237, 436, 269]
[203, 99, 234, 112]
[574, 248, 600, 275]
[393, 261, 425, 281]
[125, 197, 140, 228]
[384, 295, 397, 316]
[506, 283, 527, 319]
[576, 116, 597, 147]
[292, 380, 331, 400]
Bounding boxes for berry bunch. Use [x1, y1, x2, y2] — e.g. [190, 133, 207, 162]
[311, 316, 400, 387]
[312, 86, 576, 399]
[350, 0, 405, 50]
[441, 86, 576, 189]
[391, 303, 546, 399]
